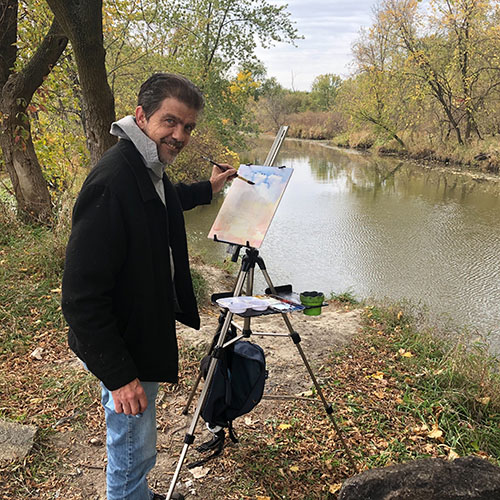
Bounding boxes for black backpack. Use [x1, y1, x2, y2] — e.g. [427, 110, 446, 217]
[189, 339, 266, 467]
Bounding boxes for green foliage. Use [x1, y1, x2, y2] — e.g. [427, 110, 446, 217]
[103, 0, 300, 150]
[310, 73, 342, 111]
[330, 290, 360, 305]
[190, 266, 208, 304]
[165, 126, 240, 184]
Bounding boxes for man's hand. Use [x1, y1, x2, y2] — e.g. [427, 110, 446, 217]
[210, 164, 237, 194]
[111, 378, 148, 415]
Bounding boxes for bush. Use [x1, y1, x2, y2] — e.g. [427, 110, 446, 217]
[286, 110, 346, 140]
[165, 127, 240, 184]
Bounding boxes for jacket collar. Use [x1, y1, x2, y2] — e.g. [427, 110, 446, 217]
[116, 139, 164, 203]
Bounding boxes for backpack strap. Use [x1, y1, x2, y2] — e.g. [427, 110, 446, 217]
[227, 421, 239, 444]
[188, 429, 225, 468]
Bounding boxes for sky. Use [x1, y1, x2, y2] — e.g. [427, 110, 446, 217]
[254, 0, 377, 91]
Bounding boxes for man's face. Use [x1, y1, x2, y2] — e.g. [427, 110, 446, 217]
[135, 97, 198, 164]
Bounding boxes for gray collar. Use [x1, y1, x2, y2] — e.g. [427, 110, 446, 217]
[110, 115, 165, 178]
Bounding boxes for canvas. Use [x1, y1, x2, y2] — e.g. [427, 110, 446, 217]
[208, 164, 293, 248]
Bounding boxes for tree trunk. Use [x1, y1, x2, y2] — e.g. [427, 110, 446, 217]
[0, 108, 53, 223]
[0, 2, 68, 224]
[47, 0, 116, 165]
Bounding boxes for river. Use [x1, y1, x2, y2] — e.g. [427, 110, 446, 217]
[185, 137, 500, 346]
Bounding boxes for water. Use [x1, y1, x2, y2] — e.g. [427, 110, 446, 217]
[185, 137, 500, 344]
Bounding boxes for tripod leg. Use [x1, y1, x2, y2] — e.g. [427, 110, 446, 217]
[166, 265, 250, 499]
[182, 259, 249, 415]
[166, 311, 234, 499]
[259, 267, 358, 473]
[182, 310, 230, 415]
[181, 371, 203, 416]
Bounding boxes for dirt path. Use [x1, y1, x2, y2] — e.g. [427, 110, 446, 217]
[55, 303, 362, 499]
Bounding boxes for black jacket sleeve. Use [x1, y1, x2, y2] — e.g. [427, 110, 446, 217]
[62, 183, 138, 390]
[175, 180, 213, 211]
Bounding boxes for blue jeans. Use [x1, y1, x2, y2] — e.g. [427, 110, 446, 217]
[101, 381, 159, 500]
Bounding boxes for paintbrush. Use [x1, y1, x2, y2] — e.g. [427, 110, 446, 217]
[202, 156, 255, 185]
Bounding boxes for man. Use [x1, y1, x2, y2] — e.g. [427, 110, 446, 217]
[62, 73, 235, 500]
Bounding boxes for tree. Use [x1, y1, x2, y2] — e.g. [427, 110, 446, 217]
[310, 73, 342, 111]
[382, 0, 500, 145]
[0, 0, 68, 223]
[149, 0, 300, 144]
[348, 8, 409, 148]
[46, 0, 116, 164]
[156, 0, 300, 80]
[258, 77, 289, 131]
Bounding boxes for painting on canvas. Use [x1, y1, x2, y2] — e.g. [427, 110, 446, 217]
[208, 164, 293, 248]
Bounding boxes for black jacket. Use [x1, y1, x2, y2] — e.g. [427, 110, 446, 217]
[62, 139, 212, 390]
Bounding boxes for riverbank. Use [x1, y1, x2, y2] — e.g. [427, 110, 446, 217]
[278, 135, 500, 185]
[266, 112, 500, 179]
[1, 213, 500, 499]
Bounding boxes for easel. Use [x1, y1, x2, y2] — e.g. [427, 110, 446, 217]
[166, 128, 356, 499]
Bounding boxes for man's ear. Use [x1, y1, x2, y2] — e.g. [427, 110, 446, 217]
[135, 106, 147, 130]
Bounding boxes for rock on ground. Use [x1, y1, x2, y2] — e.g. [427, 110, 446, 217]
[0, 418, 37, 462]
[338, 456, 500, 500]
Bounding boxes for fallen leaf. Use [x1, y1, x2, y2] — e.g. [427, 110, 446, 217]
[448, 449, 460, 460]
[475, 396, 490, 405]
[189, 466, 210, 479]
[397, 311, 403, 320]
[30, 347, 44, 360]
[278, 423, 292, 430]
[290, 466, 299, 472]
[402, 351, 414, 358]
[256, 496, 271, 500]
[296, 389, 314, 397]
[423, 444, 435, 453]
[428, 423, 443, 440]
[329, 483, 342, 494]
[50, 287, 62, 293]
[371, 371, 384, 380]
[373, 390, 385, 399]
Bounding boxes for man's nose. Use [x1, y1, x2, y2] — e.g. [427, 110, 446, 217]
[172, 124, 187, 143]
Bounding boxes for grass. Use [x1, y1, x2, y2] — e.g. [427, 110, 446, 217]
[329, 290, 360, 306]
[330, 129, 500, 175]
[207, 301, 500, 499]
[1, 204, 500, 499]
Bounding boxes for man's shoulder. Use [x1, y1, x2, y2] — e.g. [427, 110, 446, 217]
[85, 140, 140, 187]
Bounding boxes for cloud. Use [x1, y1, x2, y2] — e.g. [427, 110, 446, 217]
[254, 0, 375, 90]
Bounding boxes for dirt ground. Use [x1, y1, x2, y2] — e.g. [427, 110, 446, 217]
[50, 263, 363, 499]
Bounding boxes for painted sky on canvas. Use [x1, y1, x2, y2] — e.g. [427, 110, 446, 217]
[208, 165, 294, 248]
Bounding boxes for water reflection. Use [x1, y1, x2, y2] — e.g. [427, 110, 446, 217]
[185, 137, 500, 345]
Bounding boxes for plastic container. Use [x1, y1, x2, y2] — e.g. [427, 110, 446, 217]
[216, 296, 269, 314]
[299, 291, 325, 316]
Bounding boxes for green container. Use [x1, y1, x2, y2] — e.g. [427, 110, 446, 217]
[300, 291, 324, 316]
